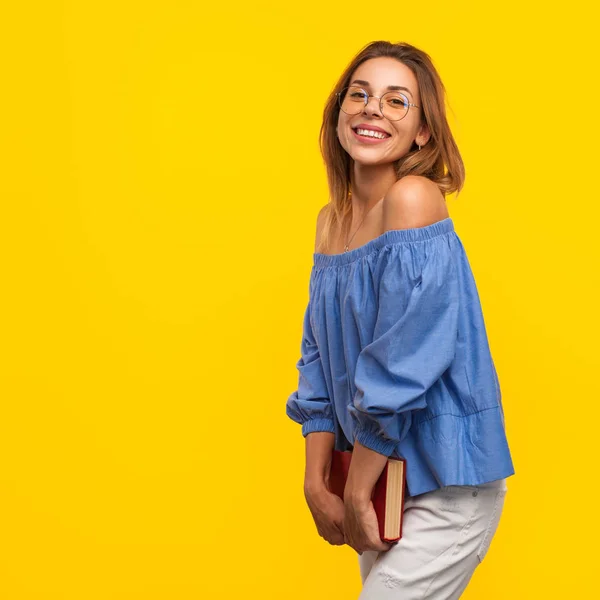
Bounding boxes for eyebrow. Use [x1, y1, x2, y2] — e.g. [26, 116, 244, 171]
[350, 79, 413, 98]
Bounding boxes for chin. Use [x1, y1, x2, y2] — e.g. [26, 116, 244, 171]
[350, 149, 390, 162]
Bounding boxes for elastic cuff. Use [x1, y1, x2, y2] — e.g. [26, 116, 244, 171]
[354, 427, 398, 457]
[302, 418, 336, 437]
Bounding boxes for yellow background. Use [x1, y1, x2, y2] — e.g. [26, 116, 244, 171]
[1, 1, 598, 598]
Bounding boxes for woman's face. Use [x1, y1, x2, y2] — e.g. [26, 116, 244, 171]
[336, 57, 429, 166]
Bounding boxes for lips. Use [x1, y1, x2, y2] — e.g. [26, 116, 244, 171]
[351, 128, 390, 144]
[352, 124, 391, 137]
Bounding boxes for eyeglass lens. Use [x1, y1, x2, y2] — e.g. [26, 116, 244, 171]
[338, 86, 410, 121]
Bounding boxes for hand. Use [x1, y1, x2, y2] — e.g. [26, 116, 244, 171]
[304, 485, 346, 546]
[343, 497, 394, 555]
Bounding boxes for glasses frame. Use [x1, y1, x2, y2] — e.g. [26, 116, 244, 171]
[336, 86, 420, 121]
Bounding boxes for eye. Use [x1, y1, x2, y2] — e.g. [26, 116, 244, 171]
[385, 94, 408, 107]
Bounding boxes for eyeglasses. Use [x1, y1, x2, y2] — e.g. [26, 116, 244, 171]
[336, 86, 420, 121]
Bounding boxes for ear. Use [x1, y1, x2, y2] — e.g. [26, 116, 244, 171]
[415, 123, 431, 147]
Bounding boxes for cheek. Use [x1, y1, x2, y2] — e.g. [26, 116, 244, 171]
[389, 128, 414, 150]
[336, 120, 351, 148]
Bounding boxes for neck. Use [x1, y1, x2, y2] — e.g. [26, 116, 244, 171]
[350, 161, 397, 212]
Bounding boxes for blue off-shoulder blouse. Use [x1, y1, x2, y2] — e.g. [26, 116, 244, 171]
[286, 217, 515, 497]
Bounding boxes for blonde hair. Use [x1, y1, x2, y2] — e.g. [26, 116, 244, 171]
[317, 40, 465, 254]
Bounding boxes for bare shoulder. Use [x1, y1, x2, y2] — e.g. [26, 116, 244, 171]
[382, 175, 449, 231]
[314, 204, 330, 252]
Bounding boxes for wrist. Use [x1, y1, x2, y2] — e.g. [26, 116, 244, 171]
[304, 431, 334, 493]
[343, 441, 387, 504]
[343, 483, 372, 507]
[304, 476, 329, 496]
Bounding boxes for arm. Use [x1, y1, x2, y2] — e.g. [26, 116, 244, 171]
[346, 180, 457, 498]
[285, 298, 335, 438]
[286, 205, 335, 492]
[348, 246, 459, 454]
[344, 441, 389, 504]
[304, 431, 335, 494]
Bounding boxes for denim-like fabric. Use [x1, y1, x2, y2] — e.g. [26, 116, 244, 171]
[286, 218, 515, 497]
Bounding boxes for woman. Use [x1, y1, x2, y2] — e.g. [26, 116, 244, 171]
[286, 41, 515, 599]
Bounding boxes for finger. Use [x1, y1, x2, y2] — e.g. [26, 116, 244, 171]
[365, 534, 390, 551]
[344, 533, 358, 554]
[374, 540, 393, 552]
[348, 537, 363, 555]
[349, 543, 362, 555]
[327, 532, 344, 546]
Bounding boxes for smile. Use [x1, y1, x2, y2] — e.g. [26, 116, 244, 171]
[351, 127, 391, 144]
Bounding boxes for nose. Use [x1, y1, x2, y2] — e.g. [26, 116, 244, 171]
[363, 95, 383, 118]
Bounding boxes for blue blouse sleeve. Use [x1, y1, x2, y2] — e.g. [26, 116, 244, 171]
[286, 284, 335, 437]
[348, 239, 460, 456]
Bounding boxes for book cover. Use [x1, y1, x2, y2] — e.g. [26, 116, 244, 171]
[328, 449, 406, 542]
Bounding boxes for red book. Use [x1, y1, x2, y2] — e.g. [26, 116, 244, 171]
[328, 449, 407, 543]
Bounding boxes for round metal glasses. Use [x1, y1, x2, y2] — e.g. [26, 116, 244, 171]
[336, 85, 420, 121]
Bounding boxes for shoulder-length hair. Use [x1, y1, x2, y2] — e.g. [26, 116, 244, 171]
[317, 40, 465, 254]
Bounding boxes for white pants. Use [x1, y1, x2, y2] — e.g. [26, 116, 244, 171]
[357, 478, 509, 599]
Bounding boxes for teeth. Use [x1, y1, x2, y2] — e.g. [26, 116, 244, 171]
[356, 128, 388, 139]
